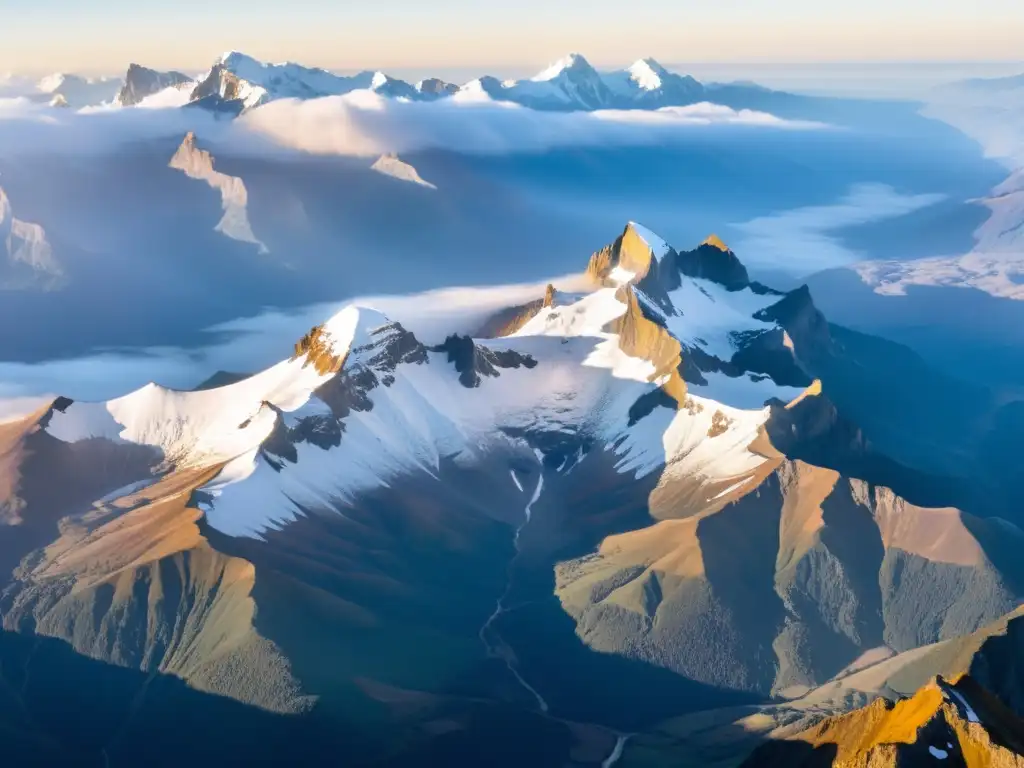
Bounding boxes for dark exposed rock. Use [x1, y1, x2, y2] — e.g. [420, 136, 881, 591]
[756, 284, 833, 360]
[668, 235, 751, 291]
[627, 388, 679, 426]
[117, 63, 191, 106]
[315, 321, 428, 419]
[730, 327, 815, 388]
[261, 406, 342, 470]
[433, 334, 537, 388]
[190, 64, 234, 103]
[417, 78, 459, 98]
[766, 387, 967, 510]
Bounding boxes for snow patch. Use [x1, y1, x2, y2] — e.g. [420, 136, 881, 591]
[664, 276, 778, 361]
[608, 266, 636, 285]
[510, 469, 524, 492]
[532, 54, 587, 83]
[612, 392, 772, 483]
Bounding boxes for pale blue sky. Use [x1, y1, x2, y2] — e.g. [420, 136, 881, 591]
[2, 0, 1023, 75]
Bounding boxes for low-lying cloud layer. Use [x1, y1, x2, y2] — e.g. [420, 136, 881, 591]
[0, 273, 587, 405]
[731, 183, 946, 275]
[0, 90, 824, 161]
[236, 92, 824, 156]
[0, 96, 221, 156]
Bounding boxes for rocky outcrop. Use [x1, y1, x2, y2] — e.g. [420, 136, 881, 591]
[0, 186, 62, 289]
[417, 78, 459, 98]
[189, 64, 247, 108]
[612, 284, 687, 405]
[370, 153, 437, 189]
[432, 334, 538, 387]
[587, 223, 660, 282]
[668, 234, 751, 291]
[756, 284, 834, 361]
[587, 223, 675, 310]
[314, 320, 428, 419]
[293, 324, 350, 375]
[116, 63, 191, 106]
[169, 132, 267, 252]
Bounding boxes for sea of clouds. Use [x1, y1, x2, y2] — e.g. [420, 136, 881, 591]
[0, 88, 825, 161]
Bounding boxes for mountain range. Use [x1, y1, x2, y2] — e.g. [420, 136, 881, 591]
[25, 51, 792, 114]
[3, 221, 1024, 765]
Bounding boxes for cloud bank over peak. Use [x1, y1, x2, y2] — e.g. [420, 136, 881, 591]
[235, 92, 826, 157]
[732, 183, 947, 274]
[0, 88, 826, 162]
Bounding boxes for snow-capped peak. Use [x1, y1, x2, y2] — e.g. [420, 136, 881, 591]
[518, 53, 612, 110]
[532, 53, 598, 82]
[191, 52, 419, 110]
[626, 58, 668, 91]
[602, 58, 704, 105]
[215, 50, 325, 87]
[626, 220, 671, 260]
[36, 73, 67, 93]
[32, 72, 122, 108]
[217, 50, 265, 71]
[44, 305, 365, 467]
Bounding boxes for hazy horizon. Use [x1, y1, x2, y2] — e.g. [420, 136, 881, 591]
[3, 0, 1023, 76]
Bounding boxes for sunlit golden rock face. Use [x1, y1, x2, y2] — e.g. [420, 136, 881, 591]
[702, 234, 730, 252]
[744, 676, 1024, 768]
[292, 324, 348, 375]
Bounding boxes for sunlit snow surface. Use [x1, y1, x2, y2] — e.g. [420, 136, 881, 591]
[40, 224, 810, 539]
[47, 307, 360, 467]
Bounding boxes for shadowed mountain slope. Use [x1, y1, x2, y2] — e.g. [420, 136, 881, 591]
[1, 222, 1022, 766]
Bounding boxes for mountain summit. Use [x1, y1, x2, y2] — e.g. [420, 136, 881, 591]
[2, 222, 1020, 766]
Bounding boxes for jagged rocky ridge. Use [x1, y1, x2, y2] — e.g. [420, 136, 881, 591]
[1, 223, 1022, 766]
[115, 63, 192, 106]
